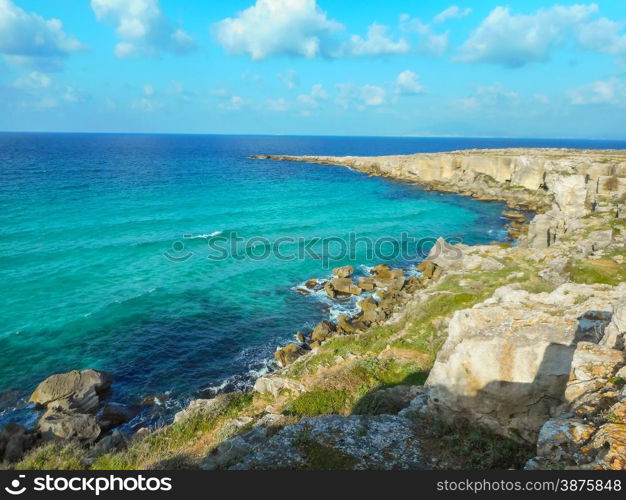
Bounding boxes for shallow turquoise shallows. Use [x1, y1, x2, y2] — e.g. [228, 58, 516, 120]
[2, 133, 625, 426]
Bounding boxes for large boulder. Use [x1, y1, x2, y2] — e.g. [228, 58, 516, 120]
[332, 265, 354, 278]
[324, 278, 361, 298]
[310, 320, 336, 342]
[253, 376, 305, 397]
[29, 369, 112, 414]
[0, 424, 39, 463]
[98, 403, 139, 432]
[425, 283, 626, 443]
[274, 343, 307, 367]
[38, 410, 101, 442]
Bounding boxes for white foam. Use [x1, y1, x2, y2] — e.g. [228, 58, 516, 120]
[185, 231, 223, 239]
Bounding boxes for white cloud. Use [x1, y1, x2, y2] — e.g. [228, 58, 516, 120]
[278, 69, 299, 89]
[345, 23, 410, 56]
[399, 15, 449, 56]
[360, 85, 386, 106]
[569, 77, 626, 105]
[0, 0, 84, 70]
[10, 72, 86, 108]
[220, 95, 245, 110]
[13, 72, 52, 89]
[455, 83, 519, 109]
[215, 1, 448, 60]
[214, 0, 342, 60]
[395, 70, 425, 95]
[91, 0, 195, 58]
[336, 83, 387, 109]
[298, 83, 328, 108]
[266, 97, 290, 111]
[576, 17, 626, 57]
[434, 6, 472, 24]
[455, 4, 626, 67]
[132, 83, 162, 111]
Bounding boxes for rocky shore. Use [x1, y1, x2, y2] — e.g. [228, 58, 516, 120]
[3, 148, 626, 470]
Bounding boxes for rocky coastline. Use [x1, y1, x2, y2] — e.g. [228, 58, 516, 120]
[3, 147, 626, 470]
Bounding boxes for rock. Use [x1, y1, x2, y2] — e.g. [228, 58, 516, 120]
[546, 174, 588, 215]
[371, 264, 390, 275]
[325, 278, 362, 297]
[332, 265, 354, 278]
[29, 369, 112, 414]
[253, 376, 305, 397]
[570, 342, 625, 381]
[336, 315, 356, 335]
[295, 332, 306, 343]
[354, 386, 423, 415]
[304, 278, 322, 290]
[425, 283, 626, 443]
[588, 229, 613, 252]
[589, 424, 626, 470]
[357, 296, 383, 325]
[530, 419, 597, 468]
[417, 260, 438, 279]
[357, 276, 376, 291]
[502, 210, 527, 222]
[94, 429, 128, 454]
[98, 403, 139, 432]
[229, 415, 425, 470]
[274, 343, 307, 367]
[600, 301, 626, 350]
[0, 424, 38, 464]
[402, 275, 424, 293]
[38, 410, 100, 442]
[310, 320, 336, 342]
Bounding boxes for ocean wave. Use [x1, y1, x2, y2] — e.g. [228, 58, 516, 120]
[184, 231, 223, 239]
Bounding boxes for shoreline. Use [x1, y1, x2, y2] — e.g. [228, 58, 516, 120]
[5, 147, 626, 470]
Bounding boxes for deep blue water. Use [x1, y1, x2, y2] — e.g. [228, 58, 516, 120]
[1, 133, 624, 426]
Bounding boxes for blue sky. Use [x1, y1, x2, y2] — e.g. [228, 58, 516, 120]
[0, 0, 625, 138]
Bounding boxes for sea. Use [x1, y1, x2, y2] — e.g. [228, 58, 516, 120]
[1, 133, 624, 427]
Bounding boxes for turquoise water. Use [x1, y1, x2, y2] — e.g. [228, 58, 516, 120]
[1, 133, 624, 425]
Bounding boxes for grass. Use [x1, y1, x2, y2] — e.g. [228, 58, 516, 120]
[293, 434, 359, 470]
[285, 359, 426, 417]
[90, 392, 253, 470]
[568, 259, 626, 286]
[421, 418, 534, 470]
[15, 442, 87, 470]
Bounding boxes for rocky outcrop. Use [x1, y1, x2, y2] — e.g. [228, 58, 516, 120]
[425, 283, 626, 443]
[256, 149, 626, 251]
[29, 369, 112, 414]
[227, 415, 425, 470]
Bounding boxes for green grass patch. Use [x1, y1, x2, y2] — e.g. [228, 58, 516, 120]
[90, 392, 253, 470]
[294, 435, 359, 470]
[15, 442, 87, 471]
[422, 419, 534, 470]
[568, 259, 626, 286]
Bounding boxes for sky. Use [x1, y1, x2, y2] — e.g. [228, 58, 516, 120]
[0, 0, 625, 139]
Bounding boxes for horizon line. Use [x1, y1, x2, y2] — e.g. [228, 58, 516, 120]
[1, 131, 625, 142]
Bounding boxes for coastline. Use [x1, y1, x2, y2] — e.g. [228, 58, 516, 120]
[4, 147, 626, 470]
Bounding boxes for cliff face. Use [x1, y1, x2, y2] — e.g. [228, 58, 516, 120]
[256, 149, 626, 215]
